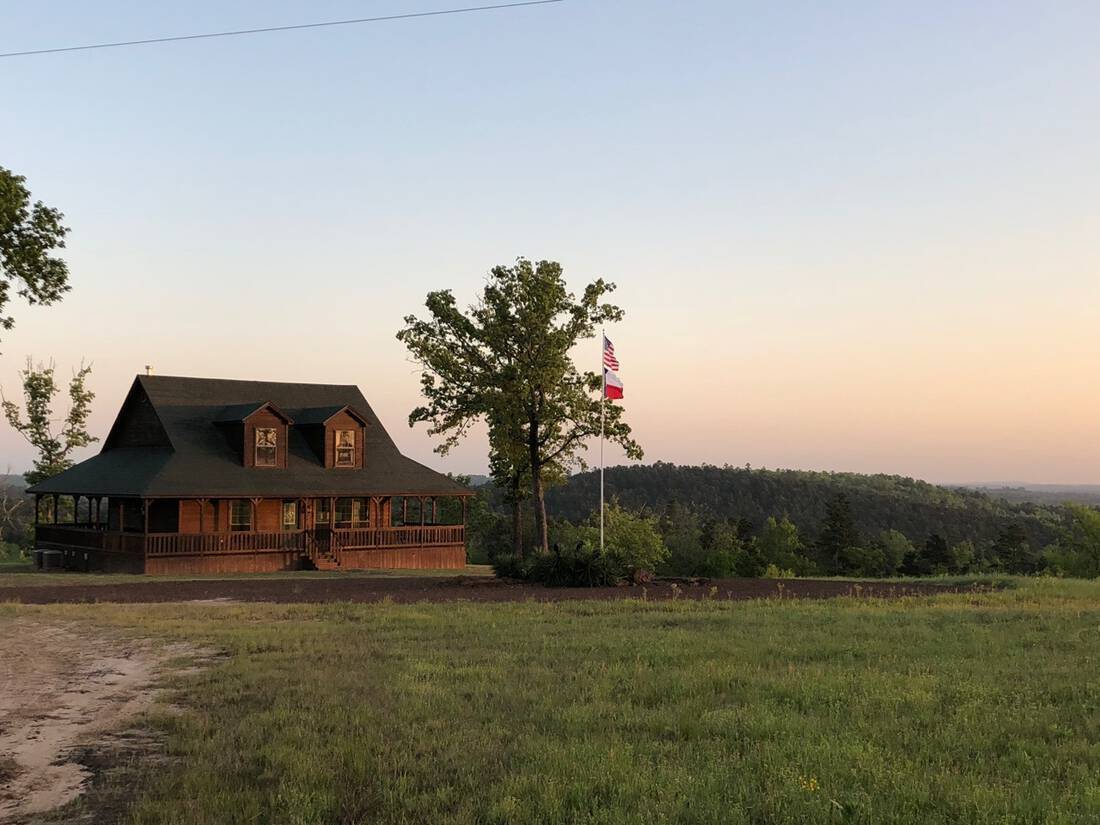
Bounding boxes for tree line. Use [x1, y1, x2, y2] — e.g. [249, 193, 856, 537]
[464, 463, 1100, 582]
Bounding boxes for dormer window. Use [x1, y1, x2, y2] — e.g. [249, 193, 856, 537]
[255, 428, 277, 467]
[335, 430, 355, 467]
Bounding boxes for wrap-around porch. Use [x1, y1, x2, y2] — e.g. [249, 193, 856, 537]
[33, 493, 469, 574]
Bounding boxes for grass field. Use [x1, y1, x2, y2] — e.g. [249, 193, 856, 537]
[4, 578, 1098, 824]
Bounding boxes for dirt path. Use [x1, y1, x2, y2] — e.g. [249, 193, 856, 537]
[0, 620, 186, 823]
[0, 575, 975, 605]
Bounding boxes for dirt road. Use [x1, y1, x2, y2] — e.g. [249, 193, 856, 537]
[0, 621, 185, 823]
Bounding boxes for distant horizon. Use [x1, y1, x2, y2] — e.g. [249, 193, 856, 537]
[6, 456, 1100, 491]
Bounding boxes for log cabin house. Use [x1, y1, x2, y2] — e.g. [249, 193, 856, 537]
[27, 375, 473, 574]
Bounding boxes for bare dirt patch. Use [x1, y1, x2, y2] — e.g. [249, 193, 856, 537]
[0, 620, 189, 823]
[0, 575, 979, 605]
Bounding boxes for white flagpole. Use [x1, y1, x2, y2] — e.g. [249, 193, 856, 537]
[600, 329, 605, 554]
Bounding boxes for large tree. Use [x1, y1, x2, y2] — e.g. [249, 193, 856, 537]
[2, 359, 97, 485]
[398, 258, 642, 555]
[0, 167, 70, 343]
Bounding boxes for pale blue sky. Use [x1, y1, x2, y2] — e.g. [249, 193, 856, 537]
[2, 1, 1099, 482]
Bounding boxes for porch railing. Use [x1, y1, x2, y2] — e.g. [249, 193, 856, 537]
[35, 524, 465, 557]
[144, 530, 308, 556]
[331, 525, 465, 550]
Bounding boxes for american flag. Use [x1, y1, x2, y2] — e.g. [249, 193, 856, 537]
[603, 336, 620, 371]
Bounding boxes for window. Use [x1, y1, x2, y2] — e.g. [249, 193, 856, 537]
[352, 498, 370, 527]
[230, 500, 252, 532]
[282, 500, 299, 530]
[255, 427, 277, 466]
[315, 498, 331, 526]
[334, 429, 355, 467]
[334, 498, 353, 527]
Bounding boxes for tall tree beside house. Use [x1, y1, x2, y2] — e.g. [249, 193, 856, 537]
[1, 359, 97, 485]
[0, 167, 71, 343]
[398, 258, 642, 555]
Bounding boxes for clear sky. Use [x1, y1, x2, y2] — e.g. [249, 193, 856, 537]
[2, 1, 1098, 483]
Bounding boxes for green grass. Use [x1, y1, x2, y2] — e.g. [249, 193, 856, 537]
[0, 563, 493, 586]
[5, 578, 1099, 824]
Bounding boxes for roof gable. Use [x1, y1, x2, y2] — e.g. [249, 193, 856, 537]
[102, 378, 173, 451]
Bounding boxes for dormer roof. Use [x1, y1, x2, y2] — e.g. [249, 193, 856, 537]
[214, 401, 294, 425]
[294, 404, 370, 427]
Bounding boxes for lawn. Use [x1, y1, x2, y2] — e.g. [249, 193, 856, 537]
[4, 578, 1098, 824]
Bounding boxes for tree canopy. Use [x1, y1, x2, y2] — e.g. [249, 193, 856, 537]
[0, 167, 70, 343]
[398, 258, 641, 554]
[1, 359, 97, 485]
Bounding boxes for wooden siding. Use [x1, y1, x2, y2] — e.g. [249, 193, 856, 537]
[339, 546, 466, 570]
[147, 551, 303, 575]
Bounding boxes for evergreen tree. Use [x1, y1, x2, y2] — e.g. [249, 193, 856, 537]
[817, 493, 860, 574]
[996, 523, 1041, 574]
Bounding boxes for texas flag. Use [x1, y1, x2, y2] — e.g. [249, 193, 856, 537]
[603, 336, 624, 399]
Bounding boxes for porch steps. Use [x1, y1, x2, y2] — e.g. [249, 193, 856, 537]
[313, 552, 341, 571]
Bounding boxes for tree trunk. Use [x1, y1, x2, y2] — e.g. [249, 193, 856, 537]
[511, 474, 524, 559]
[528, 407, 549, 555]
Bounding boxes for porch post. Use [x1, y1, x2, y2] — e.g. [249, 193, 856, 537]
[329, 497, 335, 528]
[402, 497, 408, 525]
[143, 499, 150, 534]
[51, 494, 58, 524]
[462, 496, 468, 525]
[198, 498, 207, 533]
[419, 497, 426, 526]
[431, 497, 437, 525]
[34, 494, 40, 526]
[251, 498, 262, 532]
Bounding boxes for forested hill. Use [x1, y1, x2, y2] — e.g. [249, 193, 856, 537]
[543, 463, 1062, 547]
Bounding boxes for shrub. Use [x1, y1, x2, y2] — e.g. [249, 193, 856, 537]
[601, 503, 669, 579]
[0, 541, 26, 563]
[527, 542, 619, 587]
[498, 504, 668, 587]
[490, 552, 532, 580]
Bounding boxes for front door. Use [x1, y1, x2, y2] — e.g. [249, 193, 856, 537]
[305, 499, 332, 556]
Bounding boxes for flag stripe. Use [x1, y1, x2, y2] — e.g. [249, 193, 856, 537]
[603, 336, 620, 370]
[604, 367, 624, 399]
